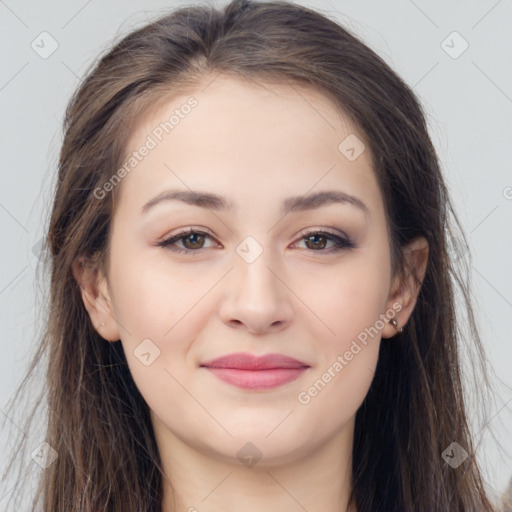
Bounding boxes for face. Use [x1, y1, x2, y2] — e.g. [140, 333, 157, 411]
[87, 76, 406, 466]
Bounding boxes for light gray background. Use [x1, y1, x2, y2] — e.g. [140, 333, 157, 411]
[1, 0, 511, 507]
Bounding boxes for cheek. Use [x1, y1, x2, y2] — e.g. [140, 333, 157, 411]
[294, 255, 388, 410]
[108, 258, 203, 422]
[108, 236, 194, 338]
[294, 268, 386, 428]
[300, 253, 390, 346]
[295, 340, 379, 447]
[107, 247, 215, 381]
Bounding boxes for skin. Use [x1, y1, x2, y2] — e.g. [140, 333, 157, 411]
[73, 75, 429, 512]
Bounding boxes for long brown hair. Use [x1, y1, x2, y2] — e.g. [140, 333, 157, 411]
[1, 0, 500, 510]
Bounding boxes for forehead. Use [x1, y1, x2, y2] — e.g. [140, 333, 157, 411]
[115, 75, 382, 219]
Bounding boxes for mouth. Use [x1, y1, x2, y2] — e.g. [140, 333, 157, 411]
[200, 352, 310, 390]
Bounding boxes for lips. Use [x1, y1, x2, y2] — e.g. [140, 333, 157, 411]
[200, 352, 310, 390]
[200, 352, 309, 370]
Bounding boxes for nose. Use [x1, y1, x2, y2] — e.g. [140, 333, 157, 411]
[218, 246, 293, 335]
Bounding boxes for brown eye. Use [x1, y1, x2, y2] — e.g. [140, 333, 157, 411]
[296, 230, 354, 253]
[157, 229, 216, 254]
[181, 232, 206, 250]
[304, 233, 328, 250]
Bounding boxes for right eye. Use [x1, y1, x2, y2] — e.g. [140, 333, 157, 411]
[157, 228, 218, 254]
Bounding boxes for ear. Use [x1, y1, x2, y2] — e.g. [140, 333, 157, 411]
[71, 256, 121, 342]
[381, 236, 429, 339]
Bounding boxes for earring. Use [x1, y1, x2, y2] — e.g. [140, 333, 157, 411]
[390, 318, 404, 333]
[100, 322, 106, 327]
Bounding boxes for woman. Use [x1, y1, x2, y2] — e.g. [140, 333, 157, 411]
[2, 0, 499, 510]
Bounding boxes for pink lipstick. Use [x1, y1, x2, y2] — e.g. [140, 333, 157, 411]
[200, 352, 309, 390]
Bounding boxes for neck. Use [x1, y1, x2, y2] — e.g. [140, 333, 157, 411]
[154, 414, 357, 512]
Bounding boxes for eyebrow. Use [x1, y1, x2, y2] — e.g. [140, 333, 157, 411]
[141, 189, 370, 217]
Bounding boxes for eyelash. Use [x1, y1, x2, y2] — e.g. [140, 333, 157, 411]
[156, 227, 356, 255]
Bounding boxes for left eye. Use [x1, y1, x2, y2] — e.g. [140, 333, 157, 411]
[295, 230, 354, 252]
[157, 228, 354, 254]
